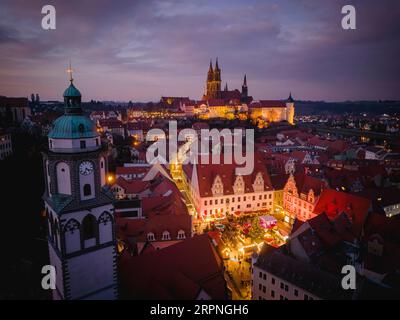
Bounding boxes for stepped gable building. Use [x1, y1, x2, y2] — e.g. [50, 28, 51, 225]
[182, 153, 274, 221]
[283, 173, 328, 222]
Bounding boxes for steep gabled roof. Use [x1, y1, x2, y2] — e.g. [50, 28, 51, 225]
[119, 234, 228, 300]
[183, 153, 273, 197]
[313, 189, 371, 237]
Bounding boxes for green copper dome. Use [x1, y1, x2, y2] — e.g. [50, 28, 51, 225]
[48, 115, 98, 139]
[63, 82, 81, 97]
[49, 75, 98, 139]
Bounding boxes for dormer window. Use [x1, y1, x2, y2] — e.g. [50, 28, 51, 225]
[177, 230, 186, 240]
[78, 124, 85, 133]
[211, 175, 224, 196]
[308, 189, 315, 203]
[233, 175, 245, 194]
[147, 233, 155, 241]
[253, 172, 264, 192]
[162, 231, 171, 241]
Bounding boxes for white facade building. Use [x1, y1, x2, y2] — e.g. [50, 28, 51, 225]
[182, 155, 274, 220]
[43, 75, 117, 300]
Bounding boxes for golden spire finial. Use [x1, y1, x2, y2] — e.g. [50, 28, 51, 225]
[66, 60, 73, 83]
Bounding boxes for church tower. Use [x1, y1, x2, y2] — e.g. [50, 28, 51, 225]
[206, 59, 214, 99]
[213, 57, 222, 96]
[42, 66, 117, 300]
[241, 74, 248, 103]
[204, 58, 222, 100]
[286, 92, 295, 125]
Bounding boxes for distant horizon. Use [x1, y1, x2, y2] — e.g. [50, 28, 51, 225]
[5, 92, 399, 105]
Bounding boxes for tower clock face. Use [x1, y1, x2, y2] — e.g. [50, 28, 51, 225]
[79, 161, 94, 175]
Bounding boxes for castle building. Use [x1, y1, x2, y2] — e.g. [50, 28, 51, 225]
[42, 69, 118, 300]
[249, 94, 295, 125]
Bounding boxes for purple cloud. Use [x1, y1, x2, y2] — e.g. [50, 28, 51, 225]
[0, 0, 399, 101]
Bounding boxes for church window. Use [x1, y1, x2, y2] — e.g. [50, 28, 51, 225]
[80, 140, 86, 149]
[83, 184, 92, 196]
[82, 214, 97, 240]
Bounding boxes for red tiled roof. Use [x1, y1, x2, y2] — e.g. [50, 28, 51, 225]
[250, 100, 286, 108]
[183, 153, 273, 197]
[114, 177, 150, 194]
[119, 234, 228, 300]
[289, 173, 328, 196]
[307, 136, 331, 147]
[328, 140, 349, 154]
[270, 174, 289, 190]
[116, 190, 191, 243]
[116, 166, 151, 176]
[313, 189, 371, 237]
[308, 212, 353, 247]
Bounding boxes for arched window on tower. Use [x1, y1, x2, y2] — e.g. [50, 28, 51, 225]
[82, 214, 97, 241]
[83, 184, 92, 197]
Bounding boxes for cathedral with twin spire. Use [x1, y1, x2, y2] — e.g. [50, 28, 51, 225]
[202, 58, 250, 104]
[201, 58, 295, 125]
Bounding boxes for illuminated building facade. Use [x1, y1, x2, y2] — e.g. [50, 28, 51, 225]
[249, 95, 295, 125]
[283, 174, 327, 222]
[182, 156, 274, 220]
[200, 59, 295, 124]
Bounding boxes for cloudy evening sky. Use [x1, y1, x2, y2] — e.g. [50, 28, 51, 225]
[0, 0, 399, 102]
